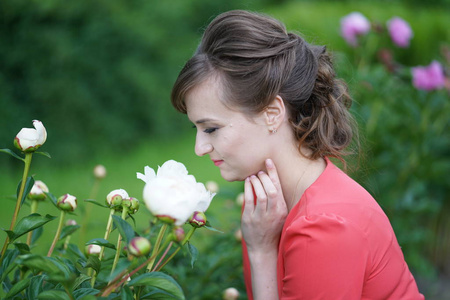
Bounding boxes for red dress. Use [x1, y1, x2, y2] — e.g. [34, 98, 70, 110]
[243, 158, 424, 299]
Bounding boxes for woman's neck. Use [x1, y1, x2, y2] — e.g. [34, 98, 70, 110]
[272, 146, 326, 211]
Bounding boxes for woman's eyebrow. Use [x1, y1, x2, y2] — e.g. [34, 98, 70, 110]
[195, 118, 217, 124]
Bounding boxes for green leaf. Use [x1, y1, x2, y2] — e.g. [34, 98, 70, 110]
[66, 244, 87, 261]
[84, 199, 109, 208]
[0, 148, 25, 162]
[4, 213, 56, 242]
[60, 224, 81, 240]
[13, 242, 31, 254]
[128, 272, 185, 300]
[204, 221, 223, 233]
[187, 242, 198, 268]
[77, 296, 97, 300]
[86, 238, 116, 249]
[73, 288, 99, 299]
[85, 255, 101, 274]
[0, 249, 20, 281]
[5, 276, 31, 298]
[31, 226, 44, 245]
[112, 215, 135, 244]
[72, 274, 91, 291]
[37, 290, 71, 300]
[120, 285, 134, 300]
[35, 151, 51, 158]
[19, 176, 35, 206]
[45, 192, 59, 208]
[27, 275, 45, 300]
[16, 254, 62, 274]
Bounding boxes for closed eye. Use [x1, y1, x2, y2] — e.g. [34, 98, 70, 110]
[203, 127, 218, 134]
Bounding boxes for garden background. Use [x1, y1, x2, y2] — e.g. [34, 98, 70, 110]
[0, 0, 449, 299]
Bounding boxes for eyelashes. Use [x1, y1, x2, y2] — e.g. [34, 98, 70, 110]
[191, 125, 218, 134]
[203, 127, 218, 134]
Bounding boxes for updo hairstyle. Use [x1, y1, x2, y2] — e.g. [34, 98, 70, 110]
[171, 10, 357, 161]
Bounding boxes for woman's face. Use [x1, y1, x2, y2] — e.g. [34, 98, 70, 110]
[185, 77, 271, 182]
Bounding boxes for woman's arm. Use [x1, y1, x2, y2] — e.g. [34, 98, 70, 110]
[241, 159, 288, 300]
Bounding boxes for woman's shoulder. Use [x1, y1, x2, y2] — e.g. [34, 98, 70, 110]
[300, 158, 385, 217]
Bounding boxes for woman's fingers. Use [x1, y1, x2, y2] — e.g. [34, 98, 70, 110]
[244, 159, 285, 214]
[265, 159, 281, 191]
[243, 177, 255, 214]
[249, 175, 268, 213]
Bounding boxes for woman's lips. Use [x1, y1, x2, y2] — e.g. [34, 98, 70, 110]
[212, 159, 224, 166]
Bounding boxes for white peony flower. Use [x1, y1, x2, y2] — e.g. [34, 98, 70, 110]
[138, 160, 215, 226]
[28, 180, 49, 201]
[57, 194, 77, 212]
[106, 189, 129, 208]
[205, 180, 220, 193]
[93, 164, 107, 179]
[223, 287, 240, 300]
[86, 244, 102, 256]
[14, 120, 47, 153]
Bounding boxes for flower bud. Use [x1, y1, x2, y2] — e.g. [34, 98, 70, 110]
[172, 226, 185, 243]
[188, 211, 207, 228]
[223, 287, 239, 300]
[14, 120, 47, 153]
[106, 189, 129, 209]
[66, 219, 77, 226]
[28, 180, 49, 201]
[235, 192, 244, 207]
[128, 237, 151, 257]
[57, 194, 77, 212]
[205, 181, 219, 194]
[234, 228, 242, 242]
[122, 197, 140, 214]
[85, 244, 101, 257]
[93, 164, 107, 179]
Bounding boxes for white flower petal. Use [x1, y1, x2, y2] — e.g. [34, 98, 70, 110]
[33, 120, 47, 145]
[140, 159, 215, 225]
[137, 166, 156, 184]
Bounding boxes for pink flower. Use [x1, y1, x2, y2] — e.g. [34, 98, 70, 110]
[411, 61, 445, 91]
[387, 17, 413, 48]
[340, 12, 371, 46]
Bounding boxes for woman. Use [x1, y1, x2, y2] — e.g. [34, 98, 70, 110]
[171, 10, 424, 300]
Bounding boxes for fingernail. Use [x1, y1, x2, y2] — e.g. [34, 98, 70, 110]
[266, 159, 274, 168]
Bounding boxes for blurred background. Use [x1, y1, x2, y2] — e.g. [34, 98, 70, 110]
[1, 0, 449, 299]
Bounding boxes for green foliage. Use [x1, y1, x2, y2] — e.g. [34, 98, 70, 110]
[331, 16, 449, 281]
[0, 0, 269, 166]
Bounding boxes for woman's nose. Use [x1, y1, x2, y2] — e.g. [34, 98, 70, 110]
[195, 135, 213, 156]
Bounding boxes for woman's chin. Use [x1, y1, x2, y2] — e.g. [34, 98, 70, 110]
[219, 170, 246, 182]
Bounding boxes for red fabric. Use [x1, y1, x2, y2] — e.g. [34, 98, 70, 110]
[242, 158, 424, 299]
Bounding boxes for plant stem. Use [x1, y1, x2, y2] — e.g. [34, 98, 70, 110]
[0, 153, 33, 262]
[152, 241, 173, 272]
[101, 239, 172, 297]
[26, 199, 39, 245]
[99, 208, 115, 260]
[146, 224, 168, 271]
[110, 207, 129, 275]
[91, 208, 115, 287]
[79, 178, 101, 244]
[155, 227, 196, 272]
[47, 210, 66, 257]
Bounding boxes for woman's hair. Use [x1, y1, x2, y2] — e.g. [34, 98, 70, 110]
[171, 10, 357, 162]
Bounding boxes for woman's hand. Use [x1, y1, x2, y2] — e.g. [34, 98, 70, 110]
[241, 158, 287, 300]
[241, 158, 288, 253]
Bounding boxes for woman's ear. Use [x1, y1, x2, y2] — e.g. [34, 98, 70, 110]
[264, 95, 286, 131]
